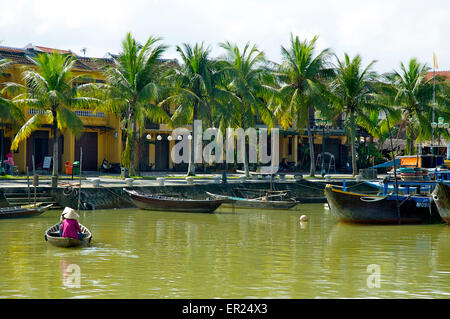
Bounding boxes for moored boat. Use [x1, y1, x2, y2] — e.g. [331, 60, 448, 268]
[45, 223, 92, 248]
[325, 185, 441, 224]
[124, 189, 228, 213]
[206, 192, 298, 210]
[0, 204, 52, 219]
[432, 182, 450, 224]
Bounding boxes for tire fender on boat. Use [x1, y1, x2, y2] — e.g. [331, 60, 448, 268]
[63, 187, 73, 196]
[360, 196, 386, 202]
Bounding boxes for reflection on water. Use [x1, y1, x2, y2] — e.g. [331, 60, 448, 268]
[0, 204, 449, 298]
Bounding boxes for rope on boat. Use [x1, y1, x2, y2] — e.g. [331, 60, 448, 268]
[399, 195, 411, 207]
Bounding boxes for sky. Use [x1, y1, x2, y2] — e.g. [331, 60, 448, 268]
[0, 0, 448, 74]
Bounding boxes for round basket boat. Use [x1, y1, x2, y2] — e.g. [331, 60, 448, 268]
[44, 223, 92, 248]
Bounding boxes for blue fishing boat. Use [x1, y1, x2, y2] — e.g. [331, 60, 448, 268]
[325, 180, 445, 224]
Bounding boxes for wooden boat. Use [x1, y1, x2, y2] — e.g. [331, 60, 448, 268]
[0, 204, 52, 219]
[45, 223, 92, 248]
[325, 185, 441, 224]
[124, 189, 228, 213]
[432, 182, 450, 224]
[206, 192, 298, 210]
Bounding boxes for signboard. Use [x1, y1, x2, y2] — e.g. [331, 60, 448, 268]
[43, 156, 52, 169]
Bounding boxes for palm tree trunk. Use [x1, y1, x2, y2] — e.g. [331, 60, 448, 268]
[307, 108, 315, 177]
[406, 126, 415, 155]
[51, 110, 58, 188]
[129, 120, 137, 176]
[188, 102, 197, 176]
[350, 113, 358, 176]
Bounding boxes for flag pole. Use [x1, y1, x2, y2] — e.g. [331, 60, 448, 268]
[432, 53, 437, 165]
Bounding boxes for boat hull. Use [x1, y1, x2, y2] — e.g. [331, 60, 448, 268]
[0, 204, 52, 219]
[125, 190, 225, 213]
[45, 223, 92, 248]
[325, 186, 437, 224]
[432, 183, 450, 224]
[207, 192, 297, 210]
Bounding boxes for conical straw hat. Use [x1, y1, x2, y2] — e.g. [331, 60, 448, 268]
[62, 207, 79, 220]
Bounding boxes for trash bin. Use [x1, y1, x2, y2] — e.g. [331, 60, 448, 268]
[65, 161, 73, 175]
[73, 161, 80, 175]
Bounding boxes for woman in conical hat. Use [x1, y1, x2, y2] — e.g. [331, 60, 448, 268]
[59, 207, 85, 240]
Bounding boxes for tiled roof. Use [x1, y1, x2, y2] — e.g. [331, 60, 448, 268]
[0, 46, 35, 65]
[72, 59, 93, 71]
[34, 46, 74, 55]
[426, 70, 450, 81]
[75, 56, 114, 70]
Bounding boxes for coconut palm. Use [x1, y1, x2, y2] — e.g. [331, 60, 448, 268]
[164, 43, 218, 176]
[386, 58, 449, 154]
[273, 34, 333, 177]
[1, 53, 99, 186]
[101, 32, 171, 176]
[329, 53, 379, 176]
[218, 41, 274, 177]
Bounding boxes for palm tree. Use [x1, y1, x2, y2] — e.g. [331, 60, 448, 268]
[274, 34, 333, 177]
[218, 41, 274, 177]
[101, 32, 171, 176]
[164, 43, 217, 176]
[386, 58, 448, 154]
[329, 53, 379, 176]
[1, 53, 98, 187]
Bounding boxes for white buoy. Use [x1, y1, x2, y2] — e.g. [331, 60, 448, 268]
[300, 215, 308, 222]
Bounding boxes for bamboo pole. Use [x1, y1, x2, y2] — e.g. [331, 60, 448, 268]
[32, 155, 36, 208]
[27, 166, 30, 205]
[77, 147, 82, 213]
[386, 113, 401, 225]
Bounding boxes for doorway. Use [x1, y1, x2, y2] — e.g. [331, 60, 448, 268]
[155, 134, 169, 170]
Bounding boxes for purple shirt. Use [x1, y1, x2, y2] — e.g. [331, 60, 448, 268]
[60, 219, 81, 239]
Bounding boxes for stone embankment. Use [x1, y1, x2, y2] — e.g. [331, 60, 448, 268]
[0, 179, 378, 211]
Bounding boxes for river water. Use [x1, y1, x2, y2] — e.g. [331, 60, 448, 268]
[0, 204, 450, 299]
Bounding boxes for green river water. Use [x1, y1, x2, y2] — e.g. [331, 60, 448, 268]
[1, 204, 450, 299]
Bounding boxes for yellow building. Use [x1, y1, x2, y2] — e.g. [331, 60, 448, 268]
[0, 44, 123, 174]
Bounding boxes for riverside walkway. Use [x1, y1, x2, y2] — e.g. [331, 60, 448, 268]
[0, 172, 378, 188]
